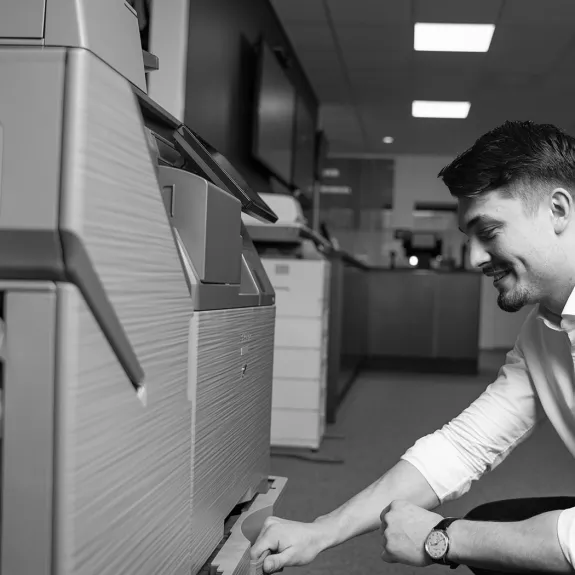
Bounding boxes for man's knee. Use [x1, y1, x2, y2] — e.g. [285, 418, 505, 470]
[465, 497, 575, 524]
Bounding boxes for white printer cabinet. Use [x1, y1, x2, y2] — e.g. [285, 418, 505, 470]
[262, 258, 331, 449]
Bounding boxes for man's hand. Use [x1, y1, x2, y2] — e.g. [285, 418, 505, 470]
[380, 500, 443, 566]
[250, 516, 327, 574]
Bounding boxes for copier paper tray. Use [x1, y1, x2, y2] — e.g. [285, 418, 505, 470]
[200, 476, 287, 575]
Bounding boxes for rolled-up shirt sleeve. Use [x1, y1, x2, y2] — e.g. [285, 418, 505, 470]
[400, 343, 545, 503]
[557, 508, 575, 567]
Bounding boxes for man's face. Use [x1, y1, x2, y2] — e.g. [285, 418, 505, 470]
[458, 190, 557, 312]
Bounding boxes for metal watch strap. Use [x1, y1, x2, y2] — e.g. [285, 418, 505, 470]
[434, 517, 460, 569]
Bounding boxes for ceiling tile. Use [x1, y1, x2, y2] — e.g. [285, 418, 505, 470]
[413, 0, 502, 23]
[298, 52, 351, 103]
[479, 71, 541, 91]
[486, 24, 573, 74]
[270, 0, 325, 23]
[469, 88, 551, 126]
[412, 51, 486, 74]
[346, 69, 410, 105]
[282, 23, 334, 52]
[410, 70, 478, 100]
[541, 41, 575, 79]
[346, 52, 484, 103]
[348, 67, 408, 87]
[335, 23, 412, 73]
[311, 76, 350, 103]
[543, 65, 575, 96]
[342, 48, 411, 73]
[273, 0, 575, 155]
[473, 81, 575, 129]
[354, 87, 407, 106]
[327, 0, 411, 25]
[321, 104, 362, 129]
[411, 52, 485, 97]
[320, 103, 365, 144]
[298, 49, 341, 72]
[500, 0, 575, 25]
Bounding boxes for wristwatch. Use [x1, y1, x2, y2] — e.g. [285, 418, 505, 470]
[424, 517, 459, 569]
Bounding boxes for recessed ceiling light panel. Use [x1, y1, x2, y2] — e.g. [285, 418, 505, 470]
[412, 101, 471, 119]
[414, 23, 495, 52]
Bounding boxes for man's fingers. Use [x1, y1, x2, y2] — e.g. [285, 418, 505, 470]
[263, 549, 292, 574]
[251, 529, 274, 561]
[251, 517, 282, 560]
[380, 530, 396, 564]
[379, 504, 391, 523]
[380, 549, 397, 564]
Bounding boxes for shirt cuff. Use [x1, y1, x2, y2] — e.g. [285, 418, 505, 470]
[401, 433, 479, 503]
[557, 507, 575, 567]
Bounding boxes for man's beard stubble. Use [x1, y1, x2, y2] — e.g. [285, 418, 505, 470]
[497, 285, 531, 313]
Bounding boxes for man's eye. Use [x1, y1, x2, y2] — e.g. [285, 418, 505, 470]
[478, 229, 497, 241]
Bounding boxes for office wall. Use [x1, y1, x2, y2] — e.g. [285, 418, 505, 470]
[317, 157, 394, 266]
[320, 154, 465, 266]
[320, 157, 394, 215]
[392, 154, 455, 227]
[183, 0, 318, 197]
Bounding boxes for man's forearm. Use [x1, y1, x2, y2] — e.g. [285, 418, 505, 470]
[312, 460, 440, 550]
[449, 511, 571, 573]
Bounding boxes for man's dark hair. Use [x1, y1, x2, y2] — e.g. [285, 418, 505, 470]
[438, 121, 575, 207]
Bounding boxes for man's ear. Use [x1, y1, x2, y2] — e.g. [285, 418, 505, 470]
[550, 188, 573, 234]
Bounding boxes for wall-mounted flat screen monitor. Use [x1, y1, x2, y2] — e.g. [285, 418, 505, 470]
[314, 130, 329, 181]
[292, 95, 316, 196]
[252, 40, 296, 187]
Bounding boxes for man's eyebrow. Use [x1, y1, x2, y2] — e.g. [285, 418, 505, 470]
[459, 215, 480, 234]
[459, 215, 500, 234]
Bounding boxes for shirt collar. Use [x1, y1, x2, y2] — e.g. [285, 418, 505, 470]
[537, 286, 575, 331]
[562, 287, 575, 318]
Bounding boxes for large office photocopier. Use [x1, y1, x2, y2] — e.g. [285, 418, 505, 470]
[0, 1, 285, 574]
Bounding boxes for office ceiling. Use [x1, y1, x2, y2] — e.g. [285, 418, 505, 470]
[270, 0, 575, 156]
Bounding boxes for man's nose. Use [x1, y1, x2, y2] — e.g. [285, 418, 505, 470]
[468, 238, 491, 269]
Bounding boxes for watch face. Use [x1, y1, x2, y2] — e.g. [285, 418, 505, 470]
[425, 530, 449, 560]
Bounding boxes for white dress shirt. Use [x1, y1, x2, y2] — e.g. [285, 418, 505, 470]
[401, 289, 575, 566]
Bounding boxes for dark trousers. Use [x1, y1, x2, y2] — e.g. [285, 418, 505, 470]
[464, 497, 575, 574]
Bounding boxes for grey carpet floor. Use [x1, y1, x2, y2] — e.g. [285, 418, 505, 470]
[269, 354, 575, 574]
